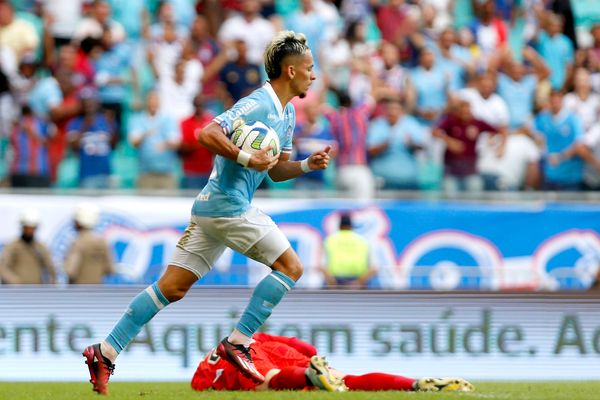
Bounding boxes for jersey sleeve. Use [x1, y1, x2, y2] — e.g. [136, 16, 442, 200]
[213, 95, 264, 136]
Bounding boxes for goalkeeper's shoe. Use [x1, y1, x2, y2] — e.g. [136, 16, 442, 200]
[216, 337, 265, 384]
[305, 356, 348, 392]
[82, 343, 115, 395]
[414, 377, 475, 392]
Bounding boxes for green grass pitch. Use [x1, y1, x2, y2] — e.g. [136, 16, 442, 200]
[1, 382, 600, 400]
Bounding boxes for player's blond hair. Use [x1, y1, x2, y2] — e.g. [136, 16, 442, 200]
[264, 31, 309, 80]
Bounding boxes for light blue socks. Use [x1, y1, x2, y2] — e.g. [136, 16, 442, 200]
[236, 270, 296, 337]
[106, 282, 170, 353]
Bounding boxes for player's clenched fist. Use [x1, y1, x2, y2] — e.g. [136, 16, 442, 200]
[307, 146, 331, 170]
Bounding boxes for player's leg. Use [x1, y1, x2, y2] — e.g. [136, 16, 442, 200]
[83, 218, 221, 395]
[83, 267, 196, 395]
[213, 208, 300, 383]
[342, 372, 417, 391]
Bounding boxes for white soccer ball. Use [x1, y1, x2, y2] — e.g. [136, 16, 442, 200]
[230, 120, 280, 157]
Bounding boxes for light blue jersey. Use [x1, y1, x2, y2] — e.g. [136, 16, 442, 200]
[192, 83, 295, 217]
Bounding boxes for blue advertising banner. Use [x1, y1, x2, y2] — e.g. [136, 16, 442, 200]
[0, 195, 599, 290]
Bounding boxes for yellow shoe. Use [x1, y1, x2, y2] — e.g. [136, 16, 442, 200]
[306, 356, 348, 392]
[414, 377, 475, 392]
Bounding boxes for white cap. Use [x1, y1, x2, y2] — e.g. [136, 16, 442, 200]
[74, 203, 100, 229]
[19, 208, 40, 227]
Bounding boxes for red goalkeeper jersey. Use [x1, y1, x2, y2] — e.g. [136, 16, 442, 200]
[191, 333, 317, 391]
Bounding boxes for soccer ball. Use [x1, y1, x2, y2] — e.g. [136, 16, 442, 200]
[230, 119, 280, 157]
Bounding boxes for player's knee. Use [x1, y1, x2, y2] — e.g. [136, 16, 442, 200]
[161, 285, 189, 303]
[279, 259, 303, 281]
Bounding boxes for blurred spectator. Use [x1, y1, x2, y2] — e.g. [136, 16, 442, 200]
[433, 100, 503, 192]
[534, 90, 584, 190]
[188, 15, 222, 113]
[0, 208, 55, 284]
[0, 44, 16, 139]
[9, 105, 52, 187]
[422, 0, 453, 31]
[148, 16, 185, 82]
[321, 212, 376, 289]
[367, 98, 426, 190]
[293, 93, 336, 190]
[26, 67, 82, 181]
[435, 28, 470, 91]
[218, 0, 275, 66]
[67, 88, 117, 189]
[371, 41, 414, 108]
[128, 91, 180, 190]
[375, 0, 408, 44]
[410, 48, 448, 126]
[494, 46, 550, 129]
[320, 23, 352, 91]
[325, 88, 375, 199]
[579, 123, 600, 190]
[549, 0, 576, 49]
[42, 0, 85, 46]
[0, 1, 39, 60]
[218, 39, 261, 105]
[179, 94, 214, 189]
[73, 0, 125, 44]
[481, 126, 542, 191]
[107, 0, 149, 41]
[65, 203, 115, 284]
[535, 12, 574, 91]
[159, 58, 202, 122]
[459, 72, 509, 128]
[150, 1, 188, 43]
[93, 29, 132, 137]
[285, 0, 325, 69]
[470, 0, 507, 58]
[563, 68, 600, 134]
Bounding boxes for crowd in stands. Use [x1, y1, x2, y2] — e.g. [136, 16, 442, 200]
[1, 0, 600, 196]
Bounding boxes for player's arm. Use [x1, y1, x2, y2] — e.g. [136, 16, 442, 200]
[198, 121, 278, 172]
[268, 146, 331, 182]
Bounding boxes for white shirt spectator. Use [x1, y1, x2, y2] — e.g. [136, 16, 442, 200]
[158, 60, 202, 122]
[43, 0, 84, 39]
[581, 124, 600, 188]
[313, 0, 342, 43]
[477, 132, 540, 189]
[459, 87, 510, 128]
[73, 17, 125, 44]
[218, 14, 275, 65]
[563, 92, 600, 132]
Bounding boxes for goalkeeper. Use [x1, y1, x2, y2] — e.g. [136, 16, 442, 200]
[191, 333, 475, 393]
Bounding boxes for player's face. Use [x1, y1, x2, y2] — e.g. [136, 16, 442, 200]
[292, 50, 316, 99]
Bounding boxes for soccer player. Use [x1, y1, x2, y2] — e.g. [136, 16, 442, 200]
[191, 333, 475, 393]
[83, 31, 331, 395]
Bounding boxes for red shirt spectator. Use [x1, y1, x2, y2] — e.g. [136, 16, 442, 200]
[435, 101, 498, 177]
[376, 0, 408, 44]
[179, 95, 214, 189]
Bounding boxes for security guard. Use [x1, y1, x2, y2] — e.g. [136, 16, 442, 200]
[64, 203, 115, 284]
[321, 213, 376, 288]
[0, 208, 56, 284]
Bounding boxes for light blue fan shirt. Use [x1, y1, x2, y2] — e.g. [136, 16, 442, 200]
[192, 82, 295, 217]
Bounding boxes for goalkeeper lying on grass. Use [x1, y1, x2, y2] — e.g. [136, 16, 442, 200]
[191, 333, 474, 393]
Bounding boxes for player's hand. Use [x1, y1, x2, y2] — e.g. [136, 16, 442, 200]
[308, 146, 331, 170]
[249, 146, 280, 171]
